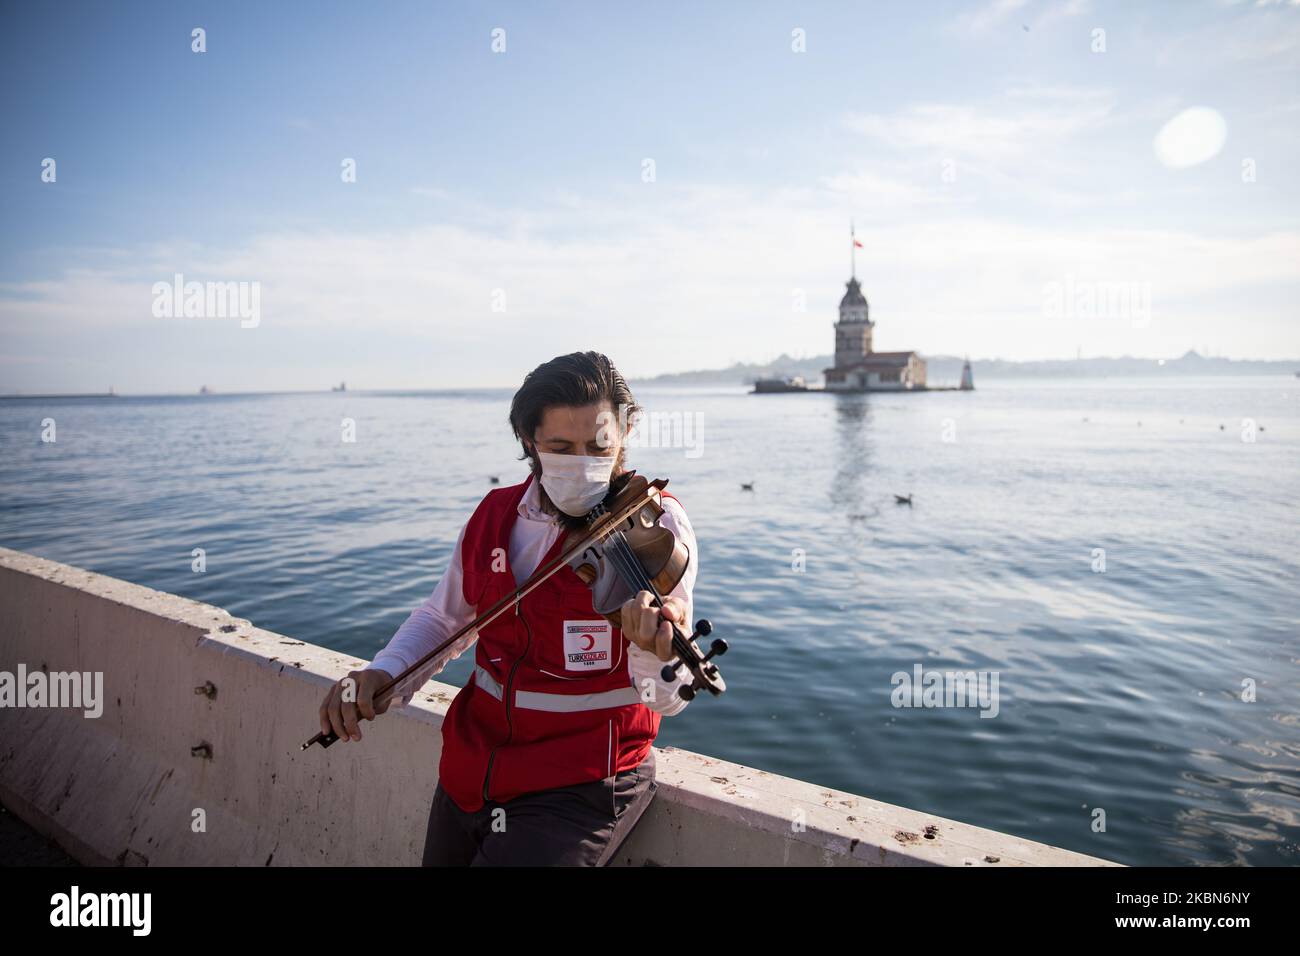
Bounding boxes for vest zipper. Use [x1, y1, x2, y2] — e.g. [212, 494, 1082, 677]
[483, 600, 531, 802]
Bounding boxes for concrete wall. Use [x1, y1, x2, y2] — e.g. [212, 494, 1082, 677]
[0, 546, 1117, 867]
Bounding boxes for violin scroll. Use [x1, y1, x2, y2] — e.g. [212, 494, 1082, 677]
[661, 618, 728, 701]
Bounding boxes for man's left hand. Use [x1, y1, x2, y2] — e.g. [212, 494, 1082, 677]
[620, 591, 686, 662]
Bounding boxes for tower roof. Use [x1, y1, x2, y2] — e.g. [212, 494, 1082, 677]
[840, 277, 867, 309]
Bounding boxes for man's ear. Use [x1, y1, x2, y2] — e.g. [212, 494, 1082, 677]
[522, 438, 540, 471]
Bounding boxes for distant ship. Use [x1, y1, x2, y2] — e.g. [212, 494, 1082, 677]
[199, 385, 212, 395]
[752, 374, 807, 393]
[331, 381, 347, 392]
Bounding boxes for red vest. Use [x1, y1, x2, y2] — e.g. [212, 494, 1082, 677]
[437, 475, 662, 812]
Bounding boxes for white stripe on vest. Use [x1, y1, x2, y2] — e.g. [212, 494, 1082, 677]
[474, 664, 640, 712]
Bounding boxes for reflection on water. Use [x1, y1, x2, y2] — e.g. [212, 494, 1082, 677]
[830, 393, 876, 518]
[1, 378, 1297, 866]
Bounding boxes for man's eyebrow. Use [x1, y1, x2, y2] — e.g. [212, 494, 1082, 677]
[538, 435, 573, 444]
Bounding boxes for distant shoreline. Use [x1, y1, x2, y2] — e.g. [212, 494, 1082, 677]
[632, 351, 1300, 388]
[4, 353, 1298, 400]
[0, 392, 122, 400]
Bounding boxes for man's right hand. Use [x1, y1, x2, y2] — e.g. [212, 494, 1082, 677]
[319, 668, 393, 743]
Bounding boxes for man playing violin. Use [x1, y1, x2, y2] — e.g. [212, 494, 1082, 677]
[317, 351, 698, 866]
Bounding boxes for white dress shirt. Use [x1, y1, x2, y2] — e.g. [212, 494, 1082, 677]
[367, 475, 697, 717]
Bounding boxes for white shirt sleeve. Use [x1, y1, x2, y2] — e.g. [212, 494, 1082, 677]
[366, 523, 479, 708]
[625, 494, 699, 717]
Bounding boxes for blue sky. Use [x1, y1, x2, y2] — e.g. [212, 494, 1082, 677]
[2, 0, 1298, 393]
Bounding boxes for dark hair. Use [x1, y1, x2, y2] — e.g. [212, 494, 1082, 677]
[509, 351, 640, 471]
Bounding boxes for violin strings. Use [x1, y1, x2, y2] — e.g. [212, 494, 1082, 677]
[589, 506, 653, 589]
[588, 504, 691, 662]
[603, 527, 691, 661]
[609, 530, 662, 603]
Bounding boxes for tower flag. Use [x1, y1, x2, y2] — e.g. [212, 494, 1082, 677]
[850, 221, 864, 278]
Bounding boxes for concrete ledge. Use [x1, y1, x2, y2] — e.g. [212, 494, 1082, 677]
[0, 546, 1118, 866]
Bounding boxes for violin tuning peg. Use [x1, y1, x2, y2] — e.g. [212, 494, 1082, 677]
[660, 660, 681, 683]
[693, 619, 712, 638]
[677, 684, 697, 702]
[705, 638, 728, 661]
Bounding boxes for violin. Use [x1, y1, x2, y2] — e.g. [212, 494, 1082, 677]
[567, 472, 727, 700]
[302, 472, 726, 750]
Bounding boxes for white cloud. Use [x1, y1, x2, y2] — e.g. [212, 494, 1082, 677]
[1159, 2, 1300, 65]
[952, 0, 1089, 34]
[954, 0, 1032, 33]
[843, 90, 1114, 164]
[820, 167, 961, 208]
[3, 179, 1297, 389]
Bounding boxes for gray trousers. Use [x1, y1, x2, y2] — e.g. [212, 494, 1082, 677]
[421, 748, 658, 866]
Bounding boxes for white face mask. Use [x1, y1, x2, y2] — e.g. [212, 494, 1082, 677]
[536, 451, 616, 516]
